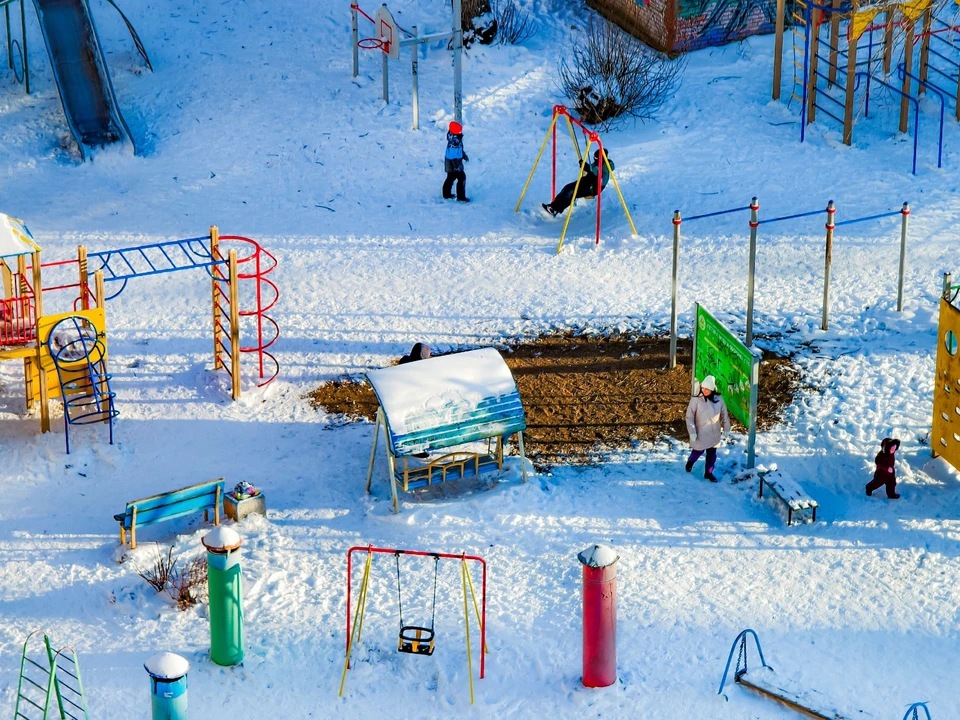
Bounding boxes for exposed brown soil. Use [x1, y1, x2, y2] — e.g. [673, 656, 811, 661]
[306, 332, 800, 468]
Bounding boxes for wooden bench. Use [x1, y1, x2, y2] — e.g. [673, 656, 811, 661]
[114, 478, 224, 549]
[758, 471, 818, 526]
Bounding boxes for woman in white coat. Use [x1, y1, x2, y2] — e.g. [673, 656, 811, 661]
[684, 375, 731, 482]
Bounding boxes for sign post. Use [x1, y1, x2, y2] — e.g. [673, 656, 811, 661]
[692, 304, 760, 468]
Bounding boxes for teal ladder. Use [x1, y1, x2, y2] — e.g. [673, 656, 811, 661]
[14, 631, 89, 720]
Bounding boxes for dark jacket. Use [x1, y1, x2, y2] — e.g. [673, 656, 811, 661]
[586, 155, 613, 190]
[873, 437, 900, 482]
[399, 343, 427, 365]
[444, 132, 468, 173]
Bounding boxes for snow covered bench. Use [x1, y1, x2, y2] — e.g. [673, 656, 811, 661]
[114, 478, 224, 549]
[718, 629, 873, 720]
[364, 348, 528, 513]
[758, 470, 818, 526]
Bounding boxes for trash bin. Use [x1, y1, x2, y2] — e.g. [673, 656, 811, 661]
[202, 526, 244, 666]
[578, 544, 619, 688]
[144, 652, 189, 720]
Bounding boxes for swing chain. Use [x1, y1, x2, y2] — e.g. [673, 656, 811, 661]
[395, 551, 405, 628]
[430, 555, 439, 631]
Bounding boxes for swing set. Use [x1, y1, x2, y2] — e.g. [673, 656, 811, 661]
[339, 546, 487, 704]
[515, 105, 636, 254]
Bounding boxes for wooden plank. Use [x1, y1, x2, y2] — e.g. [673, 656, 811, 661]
[739, 670, 861, 720]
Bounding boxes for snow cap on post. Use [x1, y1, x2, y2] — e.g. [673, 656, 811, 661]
[202, 526, 241, 554]
[578, 544, 619, 569]
[144, 652, 190, 681]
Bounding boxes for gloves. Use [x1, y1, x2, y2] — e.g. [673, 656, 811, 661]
[690, 431, 698, 444]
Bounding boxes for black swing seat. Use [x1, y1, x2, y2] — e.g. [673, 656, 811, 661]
[398, 625, 435, 656]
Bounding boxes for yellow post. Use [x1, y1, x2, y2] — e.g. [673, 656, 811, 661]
[900, 18, 916, 133]
[94, 270, 105, 310]
[130, 506, 137, 550]
[773, 0, 786, 99]
[77, 245, 89, 310]
[463, 559, 488, 654]
[556, 138, 593, 255]
[1, 258, 11, 300]
[461, 561, 475, 704]
[564, 114, 581, 162]
[514, 113, 560, 212]
[211, 225, 223, 371]
[228, 249, 241, 400]
[339, 551, 373, 698]
[603, 153, 637, 236]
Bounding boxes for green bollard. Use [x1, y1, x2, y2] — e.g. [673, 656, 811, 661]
[144, 652, 189, 720]
[202, 527, 244, 666]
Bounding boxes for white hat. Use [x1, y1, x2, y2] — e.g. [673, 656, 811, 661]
[701, 376, 717, 392]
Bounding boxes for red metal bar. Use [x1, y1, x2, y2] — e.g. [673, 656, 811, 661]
[551, 111, 556, 200]
[344, 545, 488, 679]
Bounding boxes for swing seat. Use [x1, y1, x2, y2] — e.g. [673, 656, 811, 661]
[398, 625, 435, 656]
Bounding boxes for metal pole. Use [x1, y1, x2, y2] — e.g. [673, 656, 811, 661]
[897, 202, 909, 312]
[382, 50, 389, 104]
[943, 272, 953, 301]
[452, 0, 463, 123]
[411, 25, 419, 130]
[351, 4, 359, 78]
[670, 211, 681, 369]
[822, 200, 835, 330]
[6, 5, 12, 70]
[691, 303, 700, 396]
[20, 0, 28, 94]
[746, 197, 759, 347]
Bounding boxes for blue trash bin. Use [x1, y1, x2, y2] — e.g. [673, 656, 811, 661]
[144, 652, 189, 720]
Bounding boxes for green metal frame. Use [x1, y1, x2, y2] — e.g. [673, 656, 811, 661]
[14, 630, 89, 720]
[1, 0, 29, 93]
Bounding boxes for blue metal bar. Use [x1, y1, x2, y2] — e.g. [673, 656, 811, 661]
[88, 237, 227, 284]
[856, 72, 919, 175]
[682, 205, 751, 222]
[717, 629, 771, 695]
[834, 210, 902, 226]
[898, 63, 944, 168]
[812, 83, 846, 108]
[759, 208, 824, 225]
[157, 244, 178, 269]
[814, 103, 844, 125]
[902, 702, 932, 720]
[137, 248, 158, 272]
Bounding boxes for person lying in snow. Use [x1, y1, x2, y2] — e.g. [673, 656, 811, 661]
[684, 375, 731, 483]
[542, 147, 614, 217]
[442, 121, 470, 203]
[398, 342, 431, 365]
[866, 437, 901, 499]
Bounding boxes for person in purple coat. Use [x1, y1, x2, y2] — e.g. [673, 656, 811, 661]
[866, 437, 901, 499]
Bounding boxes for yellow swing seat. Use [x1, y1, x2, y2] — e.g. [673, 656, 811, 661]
[398, 625, 436, 656]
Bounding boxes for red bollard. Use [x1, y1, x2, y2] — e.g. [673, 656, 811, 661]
[578, 544, 619, 688]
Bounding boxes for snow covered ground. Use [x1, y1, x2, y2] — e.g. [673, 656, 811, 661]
[2, 0, 960, 716]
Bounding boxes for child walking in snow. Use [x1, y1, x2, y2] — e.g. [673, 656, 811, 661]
[442, 121, 470, 203]
[684, 375, 731, 482]
[866, 437, 901, 499]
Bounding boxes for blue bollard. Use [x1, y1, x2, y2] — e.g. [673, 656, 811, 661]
[144, 652, 190, 720]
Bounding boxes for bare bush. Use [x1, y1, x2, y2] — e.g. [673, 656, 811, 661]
[168, 556, 208, 611]
[495, 2, 537, 45]
[134, 545, 177, 593]
[463, 0, 497, 45]
[559, 18, 684, 128]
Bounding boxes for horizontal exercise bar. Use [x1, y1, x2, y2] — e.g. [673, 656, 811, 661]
[834, 210, 902, 226]
[681, 205, 752, 222]
[759, 208, 824, 225]
[400, 31, 454, 46]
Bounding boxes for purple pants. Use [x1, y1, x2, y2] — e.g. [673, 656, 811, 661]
[687, 447, 717, 474]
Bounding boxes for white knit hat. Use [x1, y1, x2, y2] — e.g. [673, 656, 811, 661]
[701, 375, 717, 392]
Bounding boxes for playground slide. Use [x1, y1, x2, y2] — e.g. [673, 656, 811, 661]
[32, 0, 135, 159]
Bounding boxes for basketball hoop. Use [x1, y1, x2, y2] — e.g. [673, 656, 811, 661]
[358, 37, 386, 51]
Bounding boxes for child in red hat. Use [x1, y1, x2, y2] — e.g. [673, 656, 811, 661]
[442, 121, 470, 203]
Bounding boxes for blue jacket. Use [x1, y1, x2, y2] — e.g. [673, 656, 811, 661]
[444, 131, 469, 173]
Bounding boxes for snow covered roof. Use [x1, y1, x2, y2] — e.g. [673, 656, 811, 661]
[0, 214, 39, 259]
[366, 348, 526, 456]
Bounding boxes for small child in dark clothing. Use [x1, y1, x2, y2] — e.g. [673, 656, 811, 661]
[866, 437, 901, 499]
[398, 342, 431, 365]
[442, 121, 470, 203]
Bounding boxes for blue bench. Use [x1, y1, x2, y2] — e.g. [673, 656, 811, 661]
[365, 348, 528, 513]
[114, 478, 225, 549]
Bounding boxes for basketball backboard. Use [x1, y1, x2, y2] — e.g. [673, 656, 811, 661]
[374, 4, 400, 60]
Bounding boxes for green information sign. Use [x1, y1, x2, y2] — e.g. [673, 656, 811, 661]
[693, 304, 759, 467]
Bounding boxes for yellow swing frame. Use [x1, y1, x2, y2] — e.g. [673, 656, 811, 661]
[515, 105, 636, 254]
